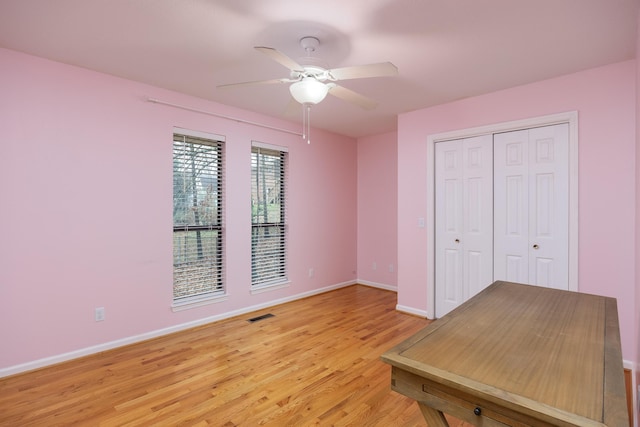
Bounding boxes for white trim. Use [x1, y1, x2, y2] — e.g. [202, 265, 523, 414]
[357, 279, 397, 292]
[252, 140, 289, 152]
[0, 280, 356, 379]
[250, 280, 291, 295]
[173, 126, 225, 142]
[171, 293, 229, 312]
[396, 304, 428, 318]
[426, 111, 579, 319]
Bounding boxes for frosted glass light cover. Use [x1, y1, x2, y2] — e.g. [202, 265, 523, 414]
[289, 78, 329, 104]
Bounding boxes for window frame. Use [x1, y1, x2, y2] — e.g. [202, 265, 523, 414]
[171, 128, 227, 311]
[250, 141, 289, 292]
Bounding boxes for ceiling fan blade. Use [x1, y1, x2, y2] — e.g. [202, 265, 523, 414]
[217, 77, 296, 89]
[327, 84, 378, 110]
[255, 46, 305, 72]
[328, 62, 398, 81]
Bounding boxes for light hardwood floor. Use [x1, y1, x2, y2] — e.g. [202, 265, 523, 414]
[0, 285, 474, 426]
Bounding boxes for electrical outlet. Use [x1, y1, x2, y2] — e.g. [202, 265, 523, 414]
[308, 268, 314, 278]
[95, 307, 105, 322]
[372, 262, 377, 270]
[389, 264, 394, 273]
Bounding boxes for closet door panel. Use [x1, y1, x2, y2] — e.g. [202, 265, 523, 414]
[462, 135, 493, 298]
[494, 130, 529, 283]
[534, 257, 554, 287]
[506, 255, 526, 282]
[435, 140, 464, 316]
[528, 124, 569, 289]
[443, 248, 461, 302]
[436, 135, 492, 317]
[466, 250, 486, 297]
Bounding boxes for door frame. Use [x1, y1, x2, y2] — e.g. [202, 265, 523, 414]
[426, 111, 579, 319]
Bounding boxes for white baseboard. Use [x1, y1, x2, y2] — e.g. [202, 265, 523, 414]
[0, 280, 357, 379]
[356, 279, 397, 292]
[396, 304, 429, 318]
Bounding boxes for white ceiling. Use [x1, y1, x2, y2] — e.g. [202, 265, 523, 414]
[0, 0, 637, 138]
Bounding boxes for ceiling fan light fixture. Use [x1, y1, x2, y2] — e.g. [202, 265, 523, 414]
[289, 77, 329, 105]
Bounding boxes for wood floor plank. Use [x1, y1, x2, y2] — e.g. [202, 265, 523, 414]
[0, 285, 474, 426]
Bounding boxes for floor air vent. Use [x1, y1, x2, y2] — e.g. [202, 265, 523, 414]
[248, 313, 274, 323]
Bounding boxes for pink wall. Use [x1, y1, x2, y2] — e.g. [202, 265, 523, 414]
[0, 48, 357, 371]
[2, 42, 638, 383]
[356, 132, 398, 288]
[635, 7, 640, 417]
[398, 60, 637, 361]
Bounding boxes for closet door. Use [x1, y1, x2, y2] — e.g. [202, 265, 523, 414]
[493, 123, 569, 289]
[435, 135, 493, 317]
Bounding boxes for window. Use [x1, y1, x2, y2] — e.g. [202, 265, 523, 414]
[173, 131, 224, 304]
[251, 143, 288, 288]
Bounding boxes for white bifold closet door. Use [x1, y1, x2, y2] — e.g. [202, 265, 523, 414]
[493, 123, 569, 289]
[435, 123, 570, 317]
[435, 134, 493, 318]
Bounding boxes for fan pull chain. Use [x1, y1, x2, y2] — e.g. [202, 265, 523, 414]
[301, 103, 306, 141]
[301, 104, 312, 144]
[306, 105, 311, 144]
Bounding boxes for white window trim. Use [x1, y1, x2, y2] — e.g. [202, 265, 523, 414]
[252, 140, 288, 152]
[171, 293, 229, 312]
[251, 141, 288, 289]
[174, 127, 225, 142]
[172, 126, 226, 310]
[250, 280, 291, 295]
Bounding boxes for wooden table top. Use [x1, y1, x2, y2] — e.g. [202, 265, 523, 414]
[381, 281, 628, 426]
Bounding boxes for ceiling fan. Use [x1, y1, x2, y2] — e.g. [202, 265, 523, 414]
[218, 36, 398, 109]
[218, 36, 398, 142]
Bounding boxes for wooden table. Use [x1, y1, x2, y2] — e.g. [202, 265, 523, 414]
[381, 281, 628, 426]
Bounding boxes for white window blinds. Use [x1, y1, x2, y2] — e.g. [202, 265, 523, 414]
[173, 133, 224, 301]
[251, 145, 287, 287]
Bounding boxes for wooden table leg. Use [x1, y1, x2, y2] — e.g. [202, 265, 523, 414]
[418, 401, 449, 426]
